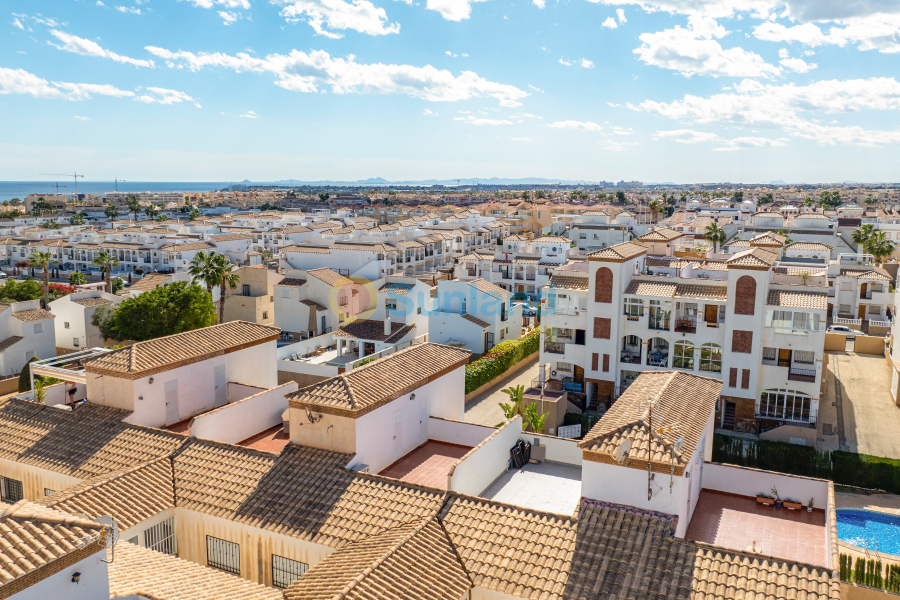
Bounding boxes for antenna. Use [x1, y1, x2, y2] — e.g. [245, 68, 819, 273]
[40, 172, 85, 197]
[305, 407, 322, 424]
[95, 515, 119, 563]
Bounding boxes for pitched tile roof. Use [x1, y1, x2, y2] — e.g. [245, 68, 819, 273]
[12, 308, 54, 322]
[70, 297, 114, 307]
[210, 233, 252, 242]
[638, 228, 683, 242]
[108, 542, 282, 600]
[128, 273, 172, 292]
[726, 248, 778, 270]
[469, 278, 510, 301]
[0, 501, 108, 590]
[624, 278, 727, 300]
[282, 245, 332, 254]
[785, 242, 833, 251]
[0, 335, 22, 352]
[82, 321, 280, 379]
[333, 319, 416, 343]
[172, 441, 446, 548]
[840, 268, 892, 281]
[0, 399, 186, 479]
[767, 289, 828, 310]
[36, 457, 175, 531]
[288, 343, 470, 417]
[283, 518, 470, 600]
[579, 371, 723, 475]
[159, 242, 216, 252]
[305, 267, 354, 287]
[548, 274, 590, 290]
[588, 242, 648, 262]
[379, 282, 416, 295]
[277, 278, 307, 287]
[460, 312, 490, 328]
[440, 494, 577, 599]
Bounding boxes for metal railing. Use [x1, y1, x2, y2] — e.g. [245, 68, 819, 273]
[788, 367, 816, 383]
[344, 333, 428, 370]
[544, 341, 566, 354]
[833, 317, 862, 326]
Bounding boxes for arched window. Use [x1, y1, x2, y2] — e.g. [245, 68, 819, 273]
[699, 343, 722, 373]
[758, 389, 813, 423]
[734, 275, 757, 315]
[673, 341, 694, 369]
[595, 267, 613, 303]
[647, 338, 669, 366]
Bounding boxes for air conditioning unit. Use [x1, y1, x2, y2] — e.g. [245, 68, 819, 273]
[351, 464, 370, 474]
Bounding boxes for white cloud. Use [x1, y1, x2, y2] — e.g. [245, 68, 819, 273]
[510, 136, 533, 141]
[454, 115, 513, 125]
[580, 58, 595, 68]
[601, 138, 638, 151]
[219, 10, 241, 23]
[96, 1, 106, 6]
[423, 108, 438, 115]
[146, 46, 529, 106]
[533, 0, 546, 8]
[549, 120, 603, 131]
[11, 17, 25, 30]
[221, 109, 258, 117]
[586, 0, 777, 19]
[74, 115, 91, 120]
[528, 84, 544, 92]
[635, 16, 782, 77]
[753, 16, 900, 54]
[602, 16, 617, 28]
[635, 77, 900, 146]
[135, 87, 201, 106]
[653, 128, 721, 143]
[611, 125, 633, 134]
[713, 135, 789, 150]
[0, 67, 133, 100]
[559, 58, 573, 66]
[183, 0, 251, 8]
[511, 112, 543, 119]
[560, 57, 594, 68]
[49, 30, 155, 68]
[425, 0, 488, 21]
[115, 6, 143, 14]
[616, 7, 626, 21]
[653, 128, 788, 149]
[779, 56, 816, 72]
[274, 0, 399, 38]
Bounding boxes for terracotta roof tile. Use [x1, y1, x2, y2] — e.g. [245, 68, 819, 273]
[12, 308, 54, 322]
[70, 297, 114, 307]
[785, 242, 833, 251]
[460, 313, 490, 328]
[333, 319, 416, 343]
[726, 248, 778, 269]
[277, 278, 307, 287]
[83, 321, 280, 379]
[288, 343, 469, 417]
[0, 335, 22, 352]
[469, 278, 510, 301]
[638, 228, 683, 242]
[129, 273, 172, 292]
[159, 242, 216, 252]
[588, 242, 647, 262]
[548, 274, 589, 290]
[767, 289, 828, 310]
[305, 268, 354, 287]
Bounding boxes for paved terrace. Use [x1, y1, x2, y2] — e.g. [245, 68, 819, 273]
[685, 489, 828, 567]
[379, 441, 472, 489]
[481, 461, 582, 516]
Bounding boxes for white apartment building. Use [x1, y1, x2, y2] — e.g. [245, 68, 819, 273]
[0, 300, 56, 376]
[428, 278, 521, 354]
[48, 290, 123, 351]
[539, 241, 827, 444]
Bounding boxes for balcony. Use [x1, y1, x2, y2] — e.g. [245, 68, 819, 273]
[674, 316, 696, 334]
[788, 367, 816, 383]
[620, 346, 641, 364]
[544, 341, 566, 354]
[648, 314, 670, 331]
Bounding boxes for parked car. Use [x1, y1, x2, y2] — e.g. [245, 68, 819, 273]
[826, 325, 857, 339]
[515, 302, 537, 317]
[0, 272, 7, 279]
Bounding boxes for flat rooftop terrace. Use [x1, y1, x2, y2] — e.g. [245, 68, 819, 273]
[685, 490, 828, 567]
[481, 461, 582, 516]
[379, 441, 472, 490]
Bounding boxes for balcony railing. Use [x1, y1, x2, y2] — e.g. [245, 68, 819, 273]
[674, 317, 696, 334]
[788, 367, 816, 383]
[648, 315, 670, 331]
[621, 348, 641, 364]
[526, 274, 536, 280]
[544, 341, 566, 354]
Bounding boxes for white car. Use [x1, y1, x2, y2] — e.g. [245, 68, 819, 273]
[827, 325, 857, 339]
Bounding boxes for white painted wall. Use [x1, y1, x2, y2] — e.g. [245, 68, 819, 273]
[521, 433, 582, 466]
[428, 418, 495, 447]
[119, 508, 175, 548]
[701, 463, 830, 508]
[11, 548, 108, 600]
[428, 312, 486, 354]
[449, 417, 522, 497]
[189, 383, 297, 444]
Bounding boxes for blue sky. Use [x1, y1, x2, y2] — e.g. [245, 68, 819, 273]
[2, 0, 900, 182]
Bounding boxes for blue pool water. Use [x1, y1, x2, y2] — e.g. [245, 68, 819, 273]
[837, 509, 900, 555]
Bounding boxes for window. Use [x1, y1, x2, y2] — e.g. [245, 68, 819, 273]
[1, 477, 23, 503]
[673, 341, 694, 369]
[73, 338, 80, 347]
[699, 344, 722, 373]
[762, 347, 777, 363]
[33, 323, 43, 334]
[417, 307, 422, 315]
[556, 362, 573, 372]
[262, 311, 268, 320]
[623, 298, 643, 319]
[127, 536, 139, 545]
[145, 516, 176, 555]
[870, 306, 882, 315]
[839, 304, 851, 313]
[757, 389, 813, 423]
[272, 555, 309, 589]
[766, 310, 821, 335]
[794, 350, 815, 365]
[386, 299, 398, 310]
[280, 288, 291, 299]
[43, 488, 55, 496]
[207, 536, 240, 574]
[64, 322, 70, 329]
[242, 284, 251, 296]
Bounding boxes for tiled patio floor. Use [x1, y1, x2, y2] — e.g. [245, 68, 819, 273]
[481, 461, 582, 515]
[685, 490, 827, 566]
[379, 441, 472, 489]
[238, 425, 291, 454]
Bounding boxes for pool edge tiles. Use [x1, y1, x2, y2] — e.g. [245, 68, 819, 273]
[837, 509, 900, 557]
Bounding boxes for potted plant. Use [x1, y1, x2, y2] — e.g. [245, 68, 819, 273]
[771, 487, 783, 508]
[807, 498, 814, 513]
[783, 498, 803, 511]
[756, 493, 775, 506]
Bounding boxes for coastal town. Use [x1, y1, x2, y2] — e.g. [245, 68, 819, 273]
[0, 183, 899, 599]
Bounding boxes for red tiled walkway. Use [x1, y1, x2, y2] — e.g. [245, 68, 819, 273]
[379, 441, 472, 489]
[238, 425, 290, 454]
[685, 490, 827, 566]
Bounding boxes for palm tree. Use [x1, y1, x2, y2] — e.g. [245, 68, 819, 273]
[865, 231, 895, 264]
[188, 251, 219, 298]
[104, 204, 120, 220]
[157, 214, 168, 222]
[125, 194, 141, 221]
[70, 214, 86, 226]
[29, 250, 57, 308]
[92, 251, 120, 293]
[214, 254, 240, 323]
[704, 223, 726, 254]
[648, 200, 662, 221]
[852, 224, 874, 250]
[144, 204, 159, 219]
[43, 219, 60, 230]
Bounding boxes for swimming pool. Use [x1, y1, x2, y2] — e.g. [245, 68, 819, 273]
[837, 509, 900, 555]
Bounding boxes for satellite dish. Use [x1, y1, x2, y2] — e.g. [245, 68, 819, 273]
[614, 439, 632, 463]
[95, 515, 119, 563]
[674, 436, 685, 451]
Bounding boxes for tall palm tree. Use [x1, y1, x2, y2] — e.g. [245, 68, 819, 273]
[852, 224, 874, 250]
[214, 254, 240, 324]
[188, 251, 219, 298]
[104, 204, 120, 220]
[144, 204, 159, 219]
[865, 231, 895, 264]
[29, 250, 57, 308]
[43, 219, 60, 230]
[125, 195, 141, 221]
[648, 200, 662, 221]
[704, 223, 726, 254]
[92, 251, 120, 293]
[70, 214, 85, 226]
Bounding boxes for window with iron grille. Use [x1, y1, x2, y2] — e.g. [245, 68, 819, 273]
[145, 516, 176, 555]
[207, 536, 240, 575]
[43, 488, 56, 497]
[1, 476, 23, 503]
[272, 555, 308, 588]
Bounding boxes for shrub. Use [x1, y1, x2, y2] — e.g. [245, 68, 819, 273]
[356, 355, 379, 368]
[464, 327, 540, 394]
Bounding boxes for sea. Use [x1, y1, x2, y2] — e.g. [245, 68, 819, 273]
[0, 181, 230, 202]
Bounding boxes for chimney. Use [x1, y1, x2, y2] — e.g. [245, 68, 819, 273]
[384, 314, 391, 337]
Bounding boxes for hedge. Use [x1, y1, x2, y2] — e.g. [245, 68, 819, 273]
[840, 554, 900, 594]
[465, 328, 540, 394]
[713, 434, 900, 494]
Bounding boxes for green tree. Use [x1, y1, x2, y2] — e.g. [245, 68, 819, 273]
[523, 402, 548, 433]
[498, 384, 525, 426]
[70, 214, 86, 226]
[157, 214, 168, 222]
[125, 194, 141, 220]
[732, 190, 743, 202]
[91, 281, 216, 342]
[188, 251, 219, 298]
[804, 196, 813, 207]
[865, 231, 895, 264]
[615, 191, 626, 204]
[758, 193, 774, 205]
[110, 277, 125, 294]
[318, 192, 330, 203]
[92, 251, 120, 293]
[704, 223, 726, 253]
[105, 204, 120, 220]
[43, 219, 60, 230]
[0, 278, 43, 303]
[68, 272, 87, 286]
[214, 254, 240, 323]
[144, 204, 160, 219]
[852, 224, 874, 249]
[189, 208, 201, 220]
[29, 250, 57, 308]
[648, 200, 663, 221]
[775, 229, 794, 248]
[18, 355, 60, 392]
